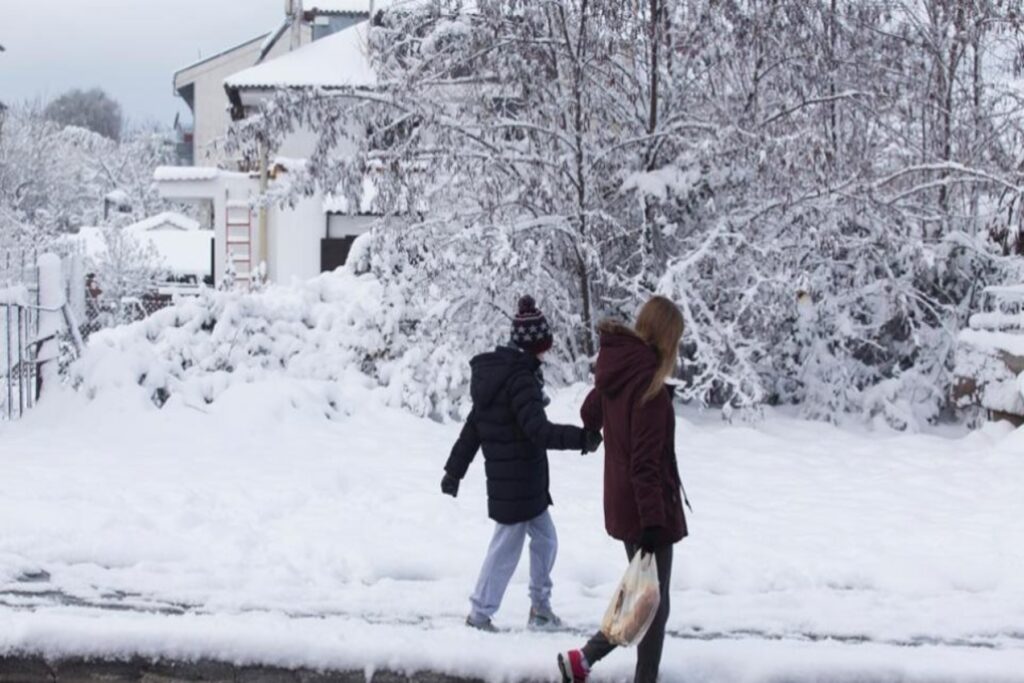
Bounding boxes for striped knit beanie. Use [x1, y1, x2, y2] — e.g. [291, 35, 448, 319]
[511, 295, 553, 355]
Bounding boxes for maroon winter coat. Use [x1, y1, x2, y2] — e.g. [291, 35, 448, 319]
[581, 323, 687, 547]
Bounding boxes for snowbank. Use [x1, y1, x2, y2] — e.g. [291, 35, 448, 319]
[72, 266, 474, 418]
[0, 385, 1022, 681]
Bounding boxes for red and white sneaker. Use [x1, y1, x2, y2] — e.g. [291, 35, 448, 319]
[557, 650, 589, 682]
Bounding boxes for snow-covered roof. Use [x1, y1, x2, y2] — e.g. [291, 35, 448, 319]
[71, 227, 213, 278]
[126, 212, 201, 233]
[306, 0, 370, 14]
[306, 0, 403, 15]
[104, 189, 131, 205]
[985, 284, 1024, 300]
[154, 166, 222, 182]
[225, 22, 376, 91]
[174, 34, 269, 80]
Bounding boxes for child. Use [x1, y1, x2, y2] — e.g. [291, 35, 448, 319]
[442, 295, 602, 632]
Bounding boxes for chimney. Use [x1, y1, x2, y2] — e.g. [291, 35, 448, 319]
[289, 0, 304, 50]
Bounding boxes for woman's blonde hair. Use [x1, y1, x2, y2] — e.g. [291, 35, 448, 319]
[634, 296, 684, 402]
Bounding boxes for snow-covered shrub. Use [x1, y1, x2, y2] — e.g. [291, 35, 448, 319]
[72, 254, 515, 419]
[88, 227, 168, 326]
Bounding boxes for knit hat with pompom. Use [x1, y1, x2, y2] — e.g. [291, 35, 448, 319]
[511, 295, 553, 355]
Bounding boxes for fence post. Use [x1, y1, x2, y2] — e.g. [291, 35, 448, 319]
[37, 253, 64, 398]
[69, 249, 86, 322]
[4, 304, 12, 420]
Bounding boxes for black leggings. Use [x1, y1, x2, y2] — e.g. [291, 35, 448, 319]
[582, 543, 673, 683]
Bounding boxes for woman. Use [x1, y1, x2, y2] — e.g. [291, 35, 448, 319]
[558, 296, 688, 683]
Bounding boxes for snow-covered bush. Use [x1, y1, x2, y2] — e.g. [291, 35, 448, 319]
[87, 227, 168, 327]
[73, 251, 516, 419]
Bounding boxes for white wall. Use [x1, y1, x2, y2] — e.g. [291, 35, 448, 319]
[266, 126, 371, 283]
[276, 127, 320, 160]
[268, 192, 326, 284]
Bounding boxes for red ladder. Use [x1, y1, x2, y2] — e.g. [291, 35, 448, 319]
[225, 199, 252, 285]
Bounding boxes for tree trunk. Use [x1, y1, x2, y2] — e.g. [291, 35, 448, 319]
[827, 0, 839, 162]
[641, 0, 665, 285]
[574, 0, 595, 356]
[969, 31, 983, 237]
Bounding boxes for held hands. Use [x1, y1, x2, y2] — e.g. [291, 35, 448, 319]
[440, 473, 460, 497]
[582, 429, 603, 454]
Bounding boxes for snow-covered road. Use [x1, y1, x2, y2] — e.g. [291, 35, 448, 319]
[1, 381, 1023, 682]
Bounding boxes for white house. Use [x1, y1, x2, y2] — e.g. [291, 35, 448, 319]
[157, 1, 385, 287]
[173, 1, 318, 168]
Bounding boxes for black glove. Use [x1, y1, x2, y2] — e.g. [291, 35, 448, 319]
[637, 526, 661, 555]
[582, 429, 603, 454]
[441, 473, 460, 497]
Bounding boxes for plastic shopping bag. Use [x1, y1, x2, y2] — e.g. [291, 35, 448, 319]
[600, 551, 661, 647]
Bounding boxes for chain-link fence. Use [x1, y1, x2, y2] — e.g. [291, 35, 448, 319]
[80, 293, 177, 339]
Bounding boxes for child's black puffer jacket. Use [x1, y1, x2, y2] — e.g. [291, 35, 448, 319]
[445, 346, 585, 524]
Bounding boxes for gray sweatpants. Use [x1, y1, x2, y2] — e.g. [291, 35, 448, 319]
[469, 509, 557, 622]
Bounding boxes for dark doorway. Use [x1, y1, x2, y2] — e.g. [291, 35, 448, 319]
[321, 236, 357, 272]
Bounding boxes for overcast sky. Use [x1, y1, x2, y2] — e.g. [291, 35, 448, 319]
[0, 0, 285, 127]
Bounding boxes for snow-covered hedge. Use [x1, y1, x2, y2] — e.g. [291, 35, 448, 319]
[72, 251, 494, 420]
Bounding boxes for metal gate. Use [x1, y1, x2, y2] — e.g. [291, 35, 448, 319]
[1, 248, 84, 421]
[1, 296, 39, 420]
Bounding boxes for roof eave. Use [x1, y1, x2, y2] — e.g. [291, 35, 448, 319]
[225, 83, 377, 114]
[173, 33, 270, 87]
[306, 9, 370, 16]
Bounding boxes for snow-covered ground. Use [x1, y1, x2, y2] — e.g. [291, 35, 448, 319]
[1, 381, 1023, 682]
